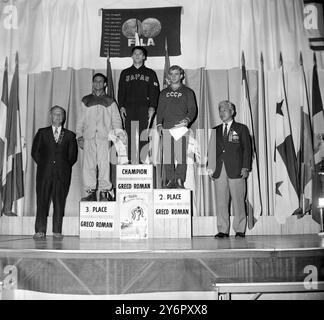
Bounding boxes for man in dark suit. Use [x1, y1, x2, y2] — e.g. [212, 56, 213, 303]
[31, 106, 78, 240]
[207, 100, 252, 238]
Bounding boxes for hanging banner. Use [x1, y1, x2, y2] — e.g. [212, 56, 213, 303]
[100, 6, 182, 57]
[304, 0, 324, 50]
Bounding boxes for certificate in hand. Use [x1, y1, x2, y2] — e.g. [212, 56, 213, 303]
[169, 126, 188, 141]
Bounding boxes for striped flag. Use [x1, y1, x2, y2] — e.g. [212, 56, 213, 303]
[152, 37, 171, 187]
[274, 54, 299, 223]
[163, 37, 170, 89]
[106, 46, 117, 190]
[241, 52, 262, 229]
[0, 58, 8, 215]
[106, 48, 114, 99]
[297, 53, 315, 217]
[311, 53, 324, 224]
[2, 53, 24, 216]
[135, 19, 140, 46]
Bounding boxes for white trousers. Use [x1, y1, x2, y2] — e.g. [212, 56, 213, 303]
[82, 137, 111, 191]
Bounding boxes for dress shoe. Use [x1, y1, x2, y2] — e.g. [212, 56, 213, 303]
[235, 232, 245, 238]
[81, 190, 97, 201]
[214, 232, 229, 238]
[53, 233, 64, 240]
[176, 178, 185, 189]
[33, 232, 46, 240]
[164, 180, 174, 189]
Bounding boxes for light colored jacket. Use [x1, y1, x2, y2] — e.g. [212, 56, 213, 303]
[76, 94, 122, 140]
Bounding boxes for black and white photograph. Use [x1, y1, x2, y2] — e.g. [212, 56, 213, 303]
[0, 0, 324, 306]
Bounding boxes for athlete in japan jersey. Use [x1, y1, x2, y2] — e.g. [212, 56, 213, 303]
[118, 65, 159, 114]
[118, 47, 160, 164]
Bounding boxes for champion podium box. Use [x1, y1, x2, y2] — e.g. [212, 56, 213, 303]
[117, 165, 153, 239]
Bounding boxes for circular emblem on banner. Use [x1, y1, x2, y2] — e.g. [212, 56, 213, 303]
[141, 18, 161, 38]
[122, 18, 162, 38]
[122, 18, 142, 38]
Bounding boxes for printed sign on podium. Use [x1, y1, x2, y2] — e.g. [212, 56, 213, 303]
[119, 193, 153, 239]
[79, 201, 119, 238]
[116, 165, 154, 239]
[153, 189, 192, 238]
[116, 165, 153, 193]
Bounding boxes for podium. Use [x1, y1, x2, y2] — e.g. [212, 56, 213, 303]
[153, 189, 192, 238]
[79, 164, 192, 238]
[79, 201, 119, 238]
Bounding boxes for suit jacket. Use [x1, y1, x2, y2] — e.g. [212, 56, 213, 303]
[207, 121, 252, 179]
[31, 126, 78, 188]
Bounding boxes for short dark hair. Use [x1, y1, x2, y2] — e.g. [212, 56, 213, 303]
[131, 46, 147, 58]
[92, 73, 107, 83]
[50, 105, 66, 126]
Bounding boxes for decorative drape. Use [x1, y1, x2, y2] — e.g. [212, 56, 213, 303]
[20, 67, 324, 222]
[0, 0, 324, 224]
[1, 0, 324, 74]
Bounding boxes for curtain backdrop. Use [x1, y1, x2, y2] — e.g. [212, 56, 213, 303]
[1, 0, 324, 224]
[21, 67, 324, 223]
[1, 0, 324, 74]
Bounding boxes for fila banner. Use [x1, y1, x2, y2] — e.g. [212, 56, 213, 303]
[100, 7, 182, 57]
[304, 0, 324, 50]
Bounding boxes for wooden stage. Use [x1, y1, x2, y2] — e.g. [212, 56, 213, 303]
[0, 234, 323, 299]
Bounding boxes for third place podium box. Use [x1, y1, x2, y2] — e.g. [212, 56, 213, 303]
[79, 201, 119, 238]
[153, 189, 192, 238]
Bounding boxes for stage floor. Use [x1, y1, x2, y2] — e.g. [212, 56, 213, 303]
[0, 235, 323, 296]
[0, 234, 323, 252]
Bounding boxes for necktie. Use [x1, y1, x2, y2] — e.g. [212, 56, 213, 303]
[54, 127, 59, 142]
[223, 123, 228, 138]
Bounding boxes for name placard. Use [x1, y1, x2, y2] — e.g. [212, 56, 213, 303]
[116, 165, 153, 192]
[154, 190, 191, 219]
[80, 202, 116, 232]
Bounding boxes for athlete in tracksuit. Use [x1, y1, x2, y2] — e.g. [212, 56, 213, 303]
[157, 65, 197, 188]
[118, 46, 160, 164]
[76, 73, 123, 201]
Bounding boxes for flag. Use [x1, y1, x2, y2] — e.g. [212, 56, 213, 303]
[152, 37, 172, 187]
[100, 7, 182, 57]
[241, 52, 262, 229]
[0, 57, 9, 215]
[106, 47, 117, 189]
[311, 53, 324, 224]
[2, 52, 24, 216]
[274, 54, 299, 224]
[259, 52, 271, 216]
[163, 37, 170, 89]
[106, 48, 114, 99]
[135, 19, 140, 46]
[297, 53, 315, 217]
